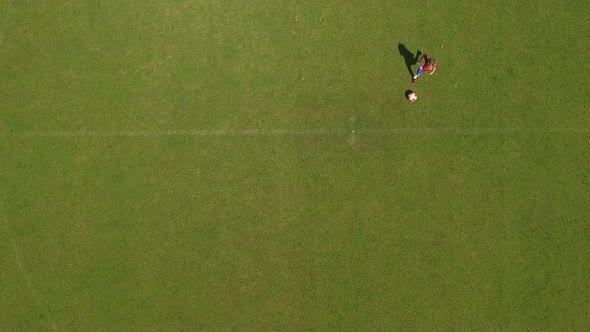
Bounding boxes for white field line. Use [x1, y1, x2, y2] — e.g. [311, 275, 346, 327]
[362, 127, 589, 135]
[1, 127, 588, 138]
[12, 240, 57, 330]
[3, 128, 347, 138]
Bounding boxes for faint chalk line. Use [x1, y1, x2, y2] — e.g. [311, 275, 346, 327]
[12, 241, 57, 330]
[3, 128, 346, 138]
[361, 127, 589, 135]
[1, 127, 587, 138]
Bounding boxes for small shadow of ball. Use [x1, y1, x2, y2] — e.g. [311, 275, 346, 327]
[405, 90, 414, 98]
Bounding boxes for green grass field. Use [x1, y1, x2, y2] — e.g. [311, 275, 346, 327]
[1, 0, 589, 330]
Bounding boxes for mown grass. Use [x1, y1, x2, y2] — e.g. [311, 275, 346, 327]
[1, 0, 588, 330]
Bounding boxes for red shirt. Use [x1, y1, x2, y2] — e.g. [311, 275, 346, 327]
[421, 54, 438, 71]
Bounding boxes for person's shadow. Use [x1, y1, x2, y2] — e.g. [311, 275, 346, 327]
[398, 43, 421, 77]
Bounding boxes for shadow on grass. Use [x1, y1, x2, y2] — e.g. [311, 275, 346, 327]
[398, 43, 421, 77]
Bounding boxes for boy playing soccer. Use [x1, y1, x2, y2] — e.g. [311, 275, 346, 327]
[412, 54, 438, 84]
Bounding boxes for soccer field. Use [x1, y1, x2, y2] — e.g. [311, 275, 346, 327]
[1, 0, 589, 330]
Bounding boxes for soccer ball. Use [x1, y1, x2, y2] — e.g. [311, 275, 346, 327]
[407, 91, 418, 103]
